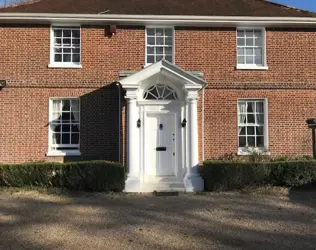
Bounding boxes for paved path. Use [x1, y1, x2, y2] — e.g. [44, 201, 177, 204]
[0, 189, 316, 250]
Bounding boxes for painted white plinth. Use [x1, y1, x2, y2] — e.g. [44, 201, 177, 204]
[125, 177, 141, 192]
[184, 174, 204, 192]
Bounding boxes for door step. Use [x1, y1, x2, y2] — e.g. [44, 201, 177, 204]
[153, 191, 179, 196]
[140, 181, 185, 192]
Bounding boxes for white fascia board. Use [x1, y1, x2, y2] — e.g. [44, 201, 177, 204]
[1, 13, 316, 27]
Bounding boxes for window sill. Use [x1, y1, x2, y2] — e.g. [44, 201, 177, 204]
[48, 63, 82, 69]
[46, 151, 81, 157]
[236, 65, 269, 70]
[238, 148, 270, 156]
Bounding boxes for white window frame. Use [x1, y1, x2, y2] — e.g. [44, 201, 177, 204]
[237, 98, 269, 155]
[145, 26, 175, 66]
[236, 27, 268, 70]
[48, 25, 82, 69]
[47, 97, 81, 156]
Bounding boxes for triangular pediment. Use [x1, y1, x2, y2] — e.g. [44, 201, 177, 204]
[120, 60, 206, 91]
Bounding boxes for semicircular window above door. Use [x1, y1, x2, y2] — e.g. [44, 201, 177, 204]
[143, 84, 178, 100]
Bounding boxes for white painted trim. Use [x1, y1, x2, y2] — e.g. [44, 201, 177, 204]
[49, 25, 82, 68]
[1, 14, 316, 27]
[46, 150, 81, 157]
[48, 97, 81, 154]
[145, 26, 175, 65]
[48, 63, 82, 69]
[236, 65, 269, 70]
[237, 98, 269, 154]
[236, 27, 268, 70]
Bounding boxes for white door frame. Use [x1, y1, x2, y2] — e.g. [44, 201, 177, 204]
[120, 60, 206, 192]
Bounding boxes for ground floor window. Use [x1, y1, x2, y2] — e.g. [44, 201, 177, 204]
[238, 99, 267, 152]
[49, 98, 80, 153]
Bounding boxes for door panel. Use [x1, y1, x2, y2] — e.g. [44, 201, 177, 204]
[145, 113, 175, 176]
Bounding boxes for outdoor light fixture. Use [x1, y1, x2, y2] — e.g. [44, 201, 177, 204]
[181, 119, 187, 128]
[0, 80, 7, 90]
[137, 119, 141, 128]
[306, 118, 316, 159]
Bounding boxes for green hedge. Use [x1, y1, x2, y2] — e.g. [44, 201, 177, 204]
[0, 161, 125, 192]
[201, 160, 316, 191]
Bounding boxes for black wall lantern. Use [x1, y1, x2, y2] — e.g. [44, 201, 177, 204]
[137, 119, 141, 128]
[181, 118, 187, 128]
[306, 118, 316, 159]
[0, 80, 7, 90]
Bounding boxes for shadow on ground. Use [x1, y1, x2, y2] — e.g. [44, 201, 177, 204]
[0, 189, 315, 250]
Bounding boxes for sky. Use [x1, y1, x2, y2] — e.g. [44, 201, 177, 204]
[0, 0, 316, 13]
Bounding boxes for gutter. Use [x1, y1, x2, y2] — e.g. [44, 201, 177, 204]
[0, 13, 316, 27]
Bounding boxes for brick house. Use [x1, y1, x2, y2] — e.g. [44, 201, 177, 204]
[1, 0, 316, 192]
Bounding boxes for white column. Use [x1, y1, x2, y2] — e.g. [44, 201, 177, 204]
[125, 98, 140, 192]
[184, 97, 204, 192]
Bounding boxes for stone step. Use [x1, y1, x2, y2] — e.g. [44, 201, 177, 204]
[140, 181, 185, 192]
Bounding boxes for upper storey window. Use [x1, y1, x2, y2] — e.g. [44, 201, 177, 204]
[236, 28, 268, 70]
[49, 26, 81, 68]
[146, 27, 174, 65]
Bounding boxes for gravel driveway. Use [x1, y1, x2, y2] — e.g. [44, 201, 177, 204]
[0, 188, 316, 250]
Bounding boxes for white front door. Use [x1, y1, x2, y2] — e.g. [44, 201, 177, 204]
[145, 113, 176, 176]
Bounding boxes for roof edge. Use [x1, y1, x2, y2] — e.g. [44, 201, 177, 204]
[1, 13, 316, 27]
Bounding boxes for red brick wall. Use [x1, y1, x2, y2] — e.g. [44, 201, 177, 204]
[1, 25, 316, 163]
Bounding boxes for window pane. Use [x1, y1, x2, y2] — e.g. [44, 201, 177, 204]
[246, 30, 253, 37]
[62, 124, 71, 132]
[54, 29, 62, 37]
[256, 114, 264, 125]
[54, 38, 62, 46]
[54, 54, 62, 62]
[71, 133, 79, 144]
[239, 136, 246, 147]
[63, 54, 71, 62]
[239, 127, 246, 135]
[156, 28, 164, 36]
[72, 30, 80, 38]
[255, 37, 262, 46]
[61, 112, 71, 122]
[147, 28, 155, 36]
[63, 48, 71, 53]
[62, 133, 70, 144]
[147, 56, 155, 64]
[62, 100, 70, 111]
[246, 56, 254, 64]
[237, 38, 245, 46]
[256, 102, 264, 112]
[72, 124, 80, 133]
[63, 30, 71, 37]
[156, 55, 163, 61]
[156, 37, 164, 45]
[147, 37, 155, 45]
[247, 114, 255, 123]
[255, 56, 263, 65]
[72, 39, 80, 45]
[165, 37, 173, 45]
[256, 127, 264, 136]
[237, 56, 245, 64]
[247, 126, 255, 135]
[246, 38, 254, 46]
[147, 47, 154, 54]
[165, 56, 173, 63]
[247, 102, 254, 112]
[156, 46, 164, 54]
[245, 48, 253, 56]
[237, 30, 245, 37]
[257, 136, 264, 147]
[165, 47, 172, 55]
[255, 48, 262, 56]
[72, 48, 80, 54]
[72, 54, 80, 63]
[247, 137, 255, 147]
[53, 133, 61, 144]
[165, 29, 173, 36]
[237, 48, 244, 55]
[63, 39, 71, 45]
[254, 30, 262, 38]
[54, 48, 62, 53]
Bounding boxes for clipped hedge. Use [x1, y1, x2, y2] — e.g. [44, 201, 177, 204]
[0, 161, 125, 192]
[200, 160, 316, 191]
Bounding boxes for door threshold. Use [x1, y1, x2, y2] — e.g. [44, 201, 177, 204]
[152, 191, 179, 196]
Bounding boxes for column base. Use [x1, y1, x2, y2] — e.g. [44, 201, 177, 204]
[124, 176, 141, 192]
[183, 174, 204, 192]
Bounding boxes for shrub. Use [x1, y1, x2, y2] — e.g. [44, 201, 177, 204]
[0, 161, 125, 192]
[201, 160, 316, 191]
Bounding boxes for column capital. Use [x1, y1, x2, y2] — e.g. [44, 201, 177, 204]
[186, 90, 199, 101]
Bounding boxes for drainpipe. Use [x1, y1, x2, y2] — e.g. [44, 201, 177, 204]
[202, 88, 205, 162]
[116, 82, 121, 163]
